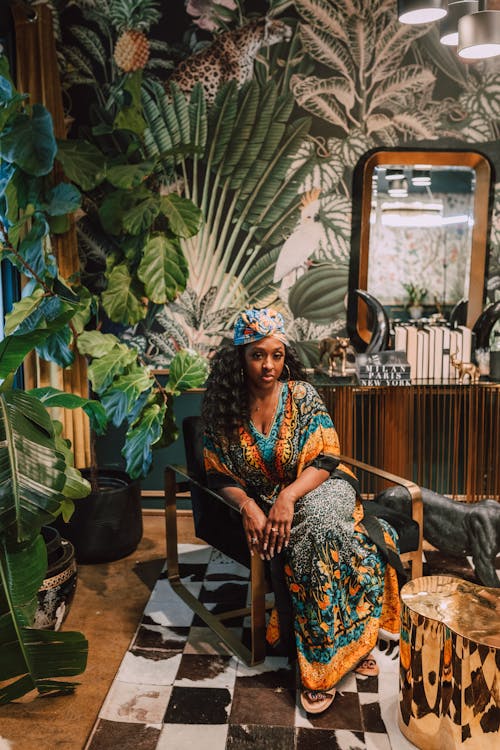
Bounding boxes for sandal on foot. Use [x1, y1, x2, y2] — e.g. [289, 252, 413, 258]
[354, 654, 379, 677]
[300, 687, 336, 714]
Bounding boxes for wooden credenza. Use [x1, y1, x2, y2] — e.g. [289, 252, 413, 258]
[318, 382, 500, 501]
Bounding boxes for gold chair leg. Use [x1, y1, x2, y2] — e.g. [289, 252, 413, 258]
[164, 467, 267, 666]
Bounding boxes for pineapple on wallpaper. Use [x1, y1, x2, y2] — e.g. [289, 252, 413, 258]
[56, 0, 500, 368]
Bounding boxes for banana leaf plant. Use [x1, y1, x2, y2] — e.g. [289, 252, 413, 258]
[0, 333, 91, 703]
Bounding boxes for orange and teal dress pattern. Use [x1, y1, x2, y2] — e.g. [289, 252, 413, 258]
[203, 380, 400, 691]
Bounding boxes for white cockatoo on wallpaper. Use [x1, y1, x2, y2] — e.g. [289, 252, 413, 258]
[273, 188, 324, 301]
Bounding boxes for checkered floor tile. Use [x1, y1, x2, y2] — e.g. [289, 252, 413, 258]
[85, 545, 496, 750]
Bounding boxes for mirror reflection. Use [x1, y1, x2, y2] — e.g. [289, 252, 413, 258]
[348, 149, 492, 347]
[368, 164, 475, 312]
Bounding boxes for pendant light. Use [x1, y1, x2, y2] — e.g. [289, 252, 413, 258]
[398, 0, 447, 24]
[440, 1, 479, 45]
[458, 2, 500, 58]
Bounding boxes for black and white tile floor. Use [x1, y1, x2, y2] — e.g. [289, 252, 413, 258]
[85, 544, 497, 750]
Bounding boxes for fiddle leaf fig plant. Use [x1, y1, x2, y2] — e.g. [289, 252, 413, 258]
[0, 50, 208, 482]
[55, 114, 207, 478]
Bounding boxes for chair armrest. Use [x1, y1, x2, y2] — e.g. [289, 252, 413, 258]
[165, 463, 241, 513]
[338, 454, 423, 531]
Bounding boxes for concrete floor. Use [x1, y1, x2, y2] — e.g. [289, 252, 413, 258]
[0, 512, 197, 750]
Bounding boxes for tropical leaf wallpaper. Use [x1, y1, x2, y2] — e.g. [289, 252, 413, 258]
[52, 0, 500, 366]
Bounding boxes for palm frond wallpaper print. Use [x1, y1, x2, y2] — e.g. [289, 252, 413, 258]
[56, 0, 500, 367]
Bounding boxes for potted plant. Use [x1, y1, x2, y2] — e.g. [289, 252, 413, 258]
[0, 366, 91, 703]
[403, 282, 428, 320]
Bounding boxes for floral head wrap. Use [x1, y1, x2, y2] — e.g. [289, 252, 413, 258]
[233, 308, 287, 346]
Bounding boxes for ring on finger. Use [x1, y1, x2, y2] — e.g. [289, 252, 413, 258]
[251, 537, 258, 543]
[271, 527, 279, 533]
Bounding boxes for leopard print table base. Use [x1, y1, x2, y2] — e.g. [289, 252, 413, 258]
[399, 575, 500, 750]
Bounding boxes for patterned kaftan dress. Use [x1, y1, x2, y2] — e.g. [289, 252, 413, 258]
[203, 380, 400, 691]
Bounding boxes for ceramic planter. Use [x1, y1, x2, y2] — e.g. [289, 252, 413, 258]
[35, 526, 77, 630]
[408, 305, 424, 320]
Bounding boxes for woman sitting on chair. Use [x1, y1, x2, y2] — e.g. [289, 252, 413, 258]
[201, 308, 400, 714]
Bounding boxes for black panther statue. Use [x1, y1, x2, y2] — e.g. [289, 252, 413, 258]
[375, 486, 500, 588]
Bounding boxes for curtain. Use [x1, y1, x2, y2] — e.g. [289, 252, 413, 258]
[11, 1, 91, 468]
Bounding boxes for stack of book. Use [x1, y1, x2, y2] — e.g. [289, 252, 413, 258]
[355, 351, 411, 386]
[393, 323, 474, 383]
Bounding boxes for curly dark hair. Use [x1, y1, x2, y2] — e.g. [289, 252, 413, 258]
[201, 343, 307, 441]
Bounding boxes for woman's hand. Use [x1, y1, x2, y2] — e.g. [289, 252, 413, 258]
[241, 500, 268, 558]
[263, 491, 295, 557]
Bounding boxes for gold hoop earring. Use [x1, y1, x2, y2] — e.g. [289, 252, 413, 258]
[240, 368, 245, 382]
[283, 363, 291, 380]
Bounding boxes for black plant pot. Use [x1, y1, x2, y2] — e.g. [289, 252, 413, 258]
[53, 468, 143, 564]
[35, 525, 77, 630]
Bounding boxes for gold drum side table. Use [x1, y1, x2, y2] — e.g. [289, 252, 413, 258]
[399, 575, 500, 750]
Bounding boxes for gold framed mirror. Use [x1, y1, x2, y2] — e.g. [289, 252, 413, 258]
[348, 149, 492, 348]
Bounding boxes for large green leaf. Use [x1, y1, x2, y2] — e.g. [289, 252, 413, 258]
[4, 289, 45, 336]
[188, 82, 207, 155]
[137, 234, 188, 304]
[0, 390, 68, 542]
[122, 402, 166, 479]
[0, 307, 77, 379]
[288, 262, 349, 324]
[76, 330, 119, 358]
[56, 139, 106, 191]
[35, 325, 74, 368]
[237, 117, 312, 226]
[86, 344, 138, 394]
[217, 80, 260, 180]
[101, 264, 147, 324]
[160, 193, 202, 239]
[122, 191, 161, 236]
[0, 105, 56, 176]
[29, 387, 108, 436]
[100, 369, 154, 427]
[0, 536, 87, 703]
[106, 160, 156, 189]
[166, 349, 209, 396]
[42, 182, 81, 216]
[52, 423, 91, 500]
[17, 214, 55, 281]
[98, 186, 161, 237]
[208, 81, 240, 168]
[6, 294, 81, 370]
